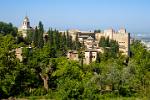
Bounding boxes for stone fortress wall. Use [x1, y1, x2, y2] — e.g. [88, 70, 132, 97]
[95, 28, 130, 55]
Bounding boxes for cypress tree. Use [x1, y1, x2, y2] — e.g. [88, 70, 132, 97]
[62, 32, 67, 46]
[69, 36, 73, 49]
[66, 31, 70, 48]
[33, 26, 39, 47]
[48, 28, 53, 47]
[96, 52, 101, 63]
[55, 30, 59, 49]
[99, 36, 105, 47]
[105, 37, 110, 47]
[59, 33, 67, 56]
[38, 21, 44, 48]
[26, 30, 33, 44]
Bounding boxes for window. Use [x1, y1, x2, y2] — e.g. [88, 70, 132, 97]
[119, 42, 125, 43]
[93, 56, 95, 58]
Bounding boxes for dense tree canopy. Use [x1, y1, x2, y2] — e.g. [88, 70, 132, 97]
[0, 22, 150, 100]
[0, 22, 17, 36]
[98, 36, 119, 60]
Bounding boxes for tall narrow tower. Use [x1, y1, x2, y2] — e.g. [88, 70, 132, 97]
[22, 16, 30, 30]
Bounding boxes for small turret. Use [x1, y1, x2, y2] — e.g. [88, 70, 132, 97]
[118, 28, 126, 34]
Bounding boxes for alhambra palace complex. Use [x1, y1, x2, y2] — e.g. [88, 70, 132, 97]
[17, 16, 130, 64]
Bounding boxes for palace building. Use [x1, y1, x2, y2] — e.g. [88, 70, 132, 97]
[67, 28, 130, 64]
[67, 28, 130, 56]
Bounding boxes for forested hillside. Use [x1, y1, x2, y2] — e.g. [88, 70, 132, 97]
[0, 21, 150, 100]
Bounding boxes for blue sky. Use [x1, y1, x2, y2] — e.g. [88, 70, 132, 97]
[0, 0, 150, 34]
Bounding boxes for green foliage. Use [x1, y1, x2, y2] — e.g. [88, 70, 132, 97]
[37, 21, 44, 48]
[94, 29, 101, 33]
[0, 22, 17, 36]
[32, 27, 39, 47]
[96, 52, 101, 63]
[0, 35, 18, 98]
[74, 34, 81, 50]
[0, 22, 150, 99]
[47, 28, 53, 46]
[25, 30, 34, 44]
[99, 36, 119, 59]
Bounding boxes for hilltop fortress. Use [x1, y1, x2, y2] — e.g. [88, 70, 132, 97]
[67, 28, 130, 55]
[18, 16, 130, 64]
[66, 29, 130, 64]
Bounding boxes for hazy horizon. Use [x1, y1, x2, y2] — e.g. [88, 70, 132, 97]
[0, 0, 150, 34]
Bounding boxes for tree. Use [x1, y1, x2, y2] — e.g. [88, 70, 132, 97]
[94, 29, 101, 33]
[99, 36, 119, 59]
[109, 40, 119, 58]
[0, 22, 17, 36]
[59, 33, 67, 56]
[62, 32, 67, 46]
[1, 21, 150, 99]
[37, 21, 44, 48]
[78, 50, 85, 68]
[66, 31, 73, 49]
[0, 35, 18, 98]
[25, 30, 34, 45]
[55, 30, 60, 49]
[48, 28, 53, 47]
[33, 27, 39, 47]
[50, 47, 56, 58]
[105, 37, 110, 47]
[74, 34, 81, 50]
[96, 52, 101, 63]
[26, 44, 57, 92]
[53, 58, 84, 99]
[99, 36, 106, 47]
[38, 59, 56, 92]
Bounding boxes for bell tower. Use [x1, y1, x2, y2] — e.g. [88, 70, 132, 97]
[22, 16, 30, 30]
